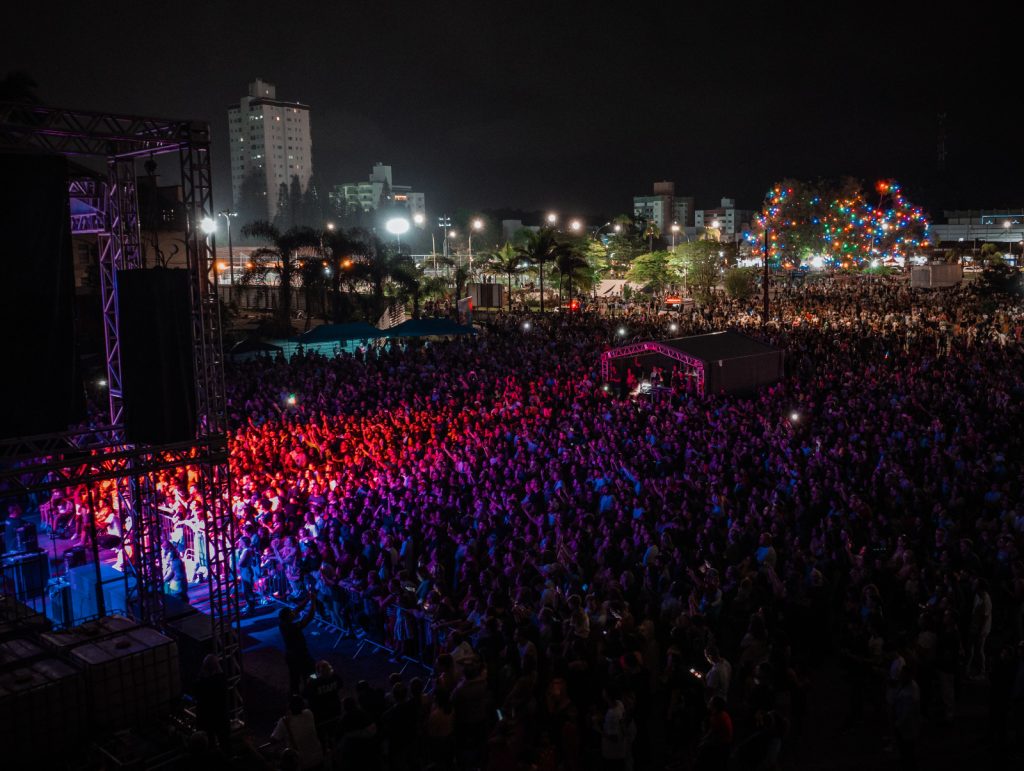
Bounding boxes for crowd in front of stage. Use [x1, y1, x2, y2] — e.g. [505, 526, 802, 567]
[41, 277, 1024, 769]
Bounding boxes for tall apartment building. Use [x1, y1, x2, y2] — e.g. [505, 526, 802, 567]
[633, 181, 696, 231]
[329, 163, 426, 224]
[694, 197, 755, 236]
[228, 79, 312, 221]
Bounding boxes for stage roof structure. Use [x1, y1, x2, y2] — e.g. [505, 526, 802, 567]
[601, 330, 784, 395]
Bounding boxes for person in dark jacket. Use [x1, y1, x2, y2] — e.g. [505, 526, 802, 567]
[280, 590, 317, 694]
[195, 654, 230, 748]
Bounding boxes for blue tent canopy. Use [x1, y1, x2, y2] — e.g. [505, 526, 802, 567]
[292, 322, 385, 344]
[385, 319, 477, 337]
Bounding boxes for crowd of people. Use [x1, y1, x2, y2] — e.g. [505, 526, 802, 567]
[36, 276, 1024, 768]
[202, 277, 1023, 769]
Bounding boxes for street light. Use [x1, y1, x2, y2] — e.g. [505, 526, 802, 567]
[413, 213, 425, 226]
[670, 223, 680, 249]
[546, 212, 558, 226]
[217, 210, 237, 289]
[438, 214, 453, 264]
[386, 217, 410, 251]
[569, 219, 582, 233]
[469, 218, 484, 274]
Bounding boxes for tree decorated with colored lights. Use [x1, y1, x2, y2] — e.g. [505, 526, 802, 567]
[750, 179, 829, 267]
[863, 179, 931, 261]
[750, 178, 930, 267]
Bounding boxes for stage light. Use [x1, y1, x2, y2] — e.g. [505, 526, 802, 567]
[617, 327, 627, 336]
[602, 384, 610, 391]
[287, 394, 296, 405]
[200, 217, 217, 235]
[522, 321, 531, 331]
[98, 379, 107, 387]
[669, 323, 678, 333]
[790, 412, 799, 422]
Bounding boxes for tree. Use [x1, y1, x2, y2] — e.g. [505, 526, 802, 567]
[626, 251, 675, 296]
[754, 179, 829, 267]
[603, 222, 644, 277]
[553, 239, 592, 305]
[322, 226, 363, 322]
[346, 234, 419, 323]
[236, 170, 268, 233]
[272, 182, 291, 230]
[756, 177, 931, 268]
[240, 221, 321, 335]
[643, 220, 662, 252]
[673, 240, 721, 303]
[517, 227, 572, 312]
[723, 267, 757, 300]
[288, 176, 303, 228]
[486, 242, 525, 312]
[452, 265, 470, 308]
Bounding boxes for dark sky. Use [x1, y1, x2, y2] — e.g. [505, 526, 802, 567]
[3, 1, 1020, 218]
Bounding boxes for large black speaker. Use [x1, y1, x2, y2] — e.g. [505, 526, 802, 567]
[116, 269, 197, 444]
[0, 153, 84, 439]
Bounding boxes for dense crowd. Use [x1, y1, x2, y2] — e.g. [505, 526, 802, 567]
[39, 277, 1024, 769]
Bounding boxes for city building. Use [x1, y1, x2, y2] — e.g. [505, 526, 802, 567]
[633, 181, 697, 233]
[228, 79, 312, 221]
[633, 180, 675, 231]
[694, 197, 755, 236]
[932, 209, 1023, 254]
[329, 163, 426, 224]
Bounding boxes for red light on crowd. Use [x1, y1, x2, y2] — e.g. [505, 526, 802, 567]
[569, 300, 580, 311]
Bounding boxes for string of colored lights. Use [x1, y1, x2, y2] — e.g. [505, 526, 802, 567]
[747, 179, 930, 267]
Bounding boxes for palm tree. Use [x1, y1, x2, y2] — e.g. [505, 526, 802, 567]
[347, 234, 420, 323]
[486, 242, 525, 312]
[452, 265, 471, 309]
[643, 221, 661, 252]
[554, 242, 591, 306]
[517, 227, 569, 313]
[322, 226, 362, 322]
[240, 221, 321, 335]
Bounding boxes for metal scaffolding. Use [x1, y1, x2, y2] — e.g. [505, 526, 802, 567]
[0, 102, 241, 718]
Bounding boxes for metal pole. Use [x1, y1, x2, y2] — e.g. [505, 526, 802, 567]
[763, 228, 770, 326]
[227, 218, 234, 288]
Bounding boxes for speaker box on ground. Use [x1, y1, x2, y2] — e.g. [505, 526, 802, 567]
[116, 269, 197, 444]
[0, 153, 84, 439]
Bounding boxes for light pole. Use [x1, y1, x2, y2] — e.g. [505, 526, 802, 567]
[386, 217, 410, 252]
[546, 212, 558, 228]
[762, 228, 770, 326]
[670, 222, 680, 250]
[217, 210, 237, 291]
[468, 218, 484, 275]
[200, 217, 218, 296]
[438, 215, 452, 264]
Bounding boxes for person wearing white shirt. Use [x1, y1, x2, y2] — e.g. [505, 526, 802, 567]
[704, 645, 732, 702]
[271, 695, 323, 769]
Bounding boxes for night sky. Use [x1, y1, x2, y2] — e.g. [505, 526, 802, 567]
[3, 1, 1020, 218]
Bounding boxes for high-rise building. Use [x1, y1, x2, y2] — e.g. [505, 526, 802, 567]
[329, 163, 426, 224]
[228, 79, 312, 221]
